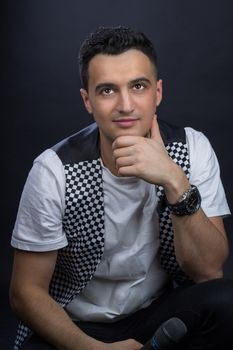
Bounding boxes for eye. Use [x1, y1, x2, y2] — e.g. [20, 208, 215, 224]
[133, 83, 145, 90]
[101, 87, 114, 95]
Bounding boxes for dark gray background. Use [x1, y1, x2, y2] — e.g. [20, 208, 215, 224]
[1, 1, 233, 348]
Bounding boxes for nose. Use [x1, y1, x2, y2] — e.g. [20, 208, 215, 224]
[117, 90, 134, 115]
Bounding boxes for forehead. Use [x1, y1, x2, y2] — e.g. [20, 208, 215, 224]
[87, 49, 156, 86]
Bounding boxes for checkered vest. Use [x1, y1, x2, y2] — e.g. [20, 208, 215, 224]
[14, 120, 191, 349]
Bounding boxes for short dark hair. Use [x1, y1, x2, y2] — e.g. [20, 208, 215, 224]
[79, 26, 158, 90]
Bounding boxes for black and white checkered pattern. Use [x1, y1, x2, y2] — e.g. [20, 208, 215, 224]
[13, 324, 31, 350]
[49, 160, 105, 304]
[14, 142, 191, 348]
[14, 159, 105, 349]
[157, 141, 191, 284]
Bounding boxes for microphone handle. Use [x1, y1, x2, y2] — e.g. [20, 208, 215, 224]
[141, 337, 159, 350]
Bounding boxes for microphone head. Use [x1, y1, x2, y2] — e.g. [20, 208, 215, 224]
[155, 317, 187, 348]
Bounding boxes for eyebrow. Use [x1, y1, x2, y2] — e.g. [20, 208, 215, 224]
[130, 77, 152, 86]
[95, 83, 117, 94]
[95, 76, 152, 94]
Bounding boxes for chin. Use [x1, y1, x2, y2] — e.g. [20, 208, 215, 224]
[117, 127, 149, 137]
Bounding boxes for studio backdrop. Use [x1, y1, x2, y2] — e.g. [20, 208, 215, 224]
[2, 1, 233, 348]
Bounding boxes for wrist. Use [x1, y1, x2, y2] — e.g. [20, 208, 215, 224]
[163, 166, 190, 204]
[71, 333, 106, 350]
[167, 184, 202, 216]
[92, 339, 108, 350]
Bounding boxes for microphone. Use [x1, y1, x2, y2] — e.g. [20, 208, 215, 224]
[141, 317, 187, 349]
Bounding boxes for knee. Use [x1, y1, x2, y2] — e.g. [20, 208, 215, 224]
[199, 278, 233, 319]
[185, 279, 233, 347]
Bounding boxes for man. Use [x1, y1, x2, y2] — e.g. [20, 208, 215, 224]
[10, 26, 233, 350]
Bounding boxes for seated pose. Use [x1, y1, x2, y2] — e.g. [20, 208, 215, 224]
[10, 26, 233, 350]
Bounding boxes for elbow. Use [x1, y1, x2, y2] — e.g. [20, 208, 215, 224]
[9, 282, 50, 323]
[194, 249, 229, 283]
[178, 247, 228, 284]
[9, 282, 32, 319]
[193, 269, 223, 283]
[178, 258, 224, 284]
[9, 284, 22, 317]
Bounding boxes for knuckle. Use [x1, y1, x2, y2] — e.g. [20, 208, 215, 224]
[112, 149, 118, 158]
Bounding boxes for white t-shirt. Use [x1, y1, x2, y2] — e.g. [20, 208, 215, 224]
[11, 127, 230, 322]
[66, 163, 168, 322]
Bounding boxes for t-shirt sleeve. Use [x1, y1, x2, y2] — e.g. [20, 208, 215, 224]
[11, 149, 68, 251]
[185, 127, 231, 217]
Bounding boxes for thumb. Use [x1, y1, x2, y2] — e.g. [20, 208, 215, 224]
[150, 115, 163, 144]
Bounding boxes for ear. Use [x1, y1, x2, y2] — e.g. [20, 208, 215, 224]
[80, 88, 93, 114]
[155, 79, 163, 107]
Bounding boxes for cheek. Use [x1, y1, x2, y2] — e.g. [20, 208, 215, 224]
[93, 100, 115, 117]
[90, 107, 108, 124]
[138, 93, 157, 108]
[141, 99, 157, 115]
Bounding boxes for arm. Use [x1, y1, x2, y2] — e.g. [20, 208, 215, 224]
[10, 152, 141, 349]
[163, 165, 229, 282]
[172, 212, 228, 282]
[10, 249, 101, 350]
[10, 249, 142, 350]
[112, 116, 229, 283]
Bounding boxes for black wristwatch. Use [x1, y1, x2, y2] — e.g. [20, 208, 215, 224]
[167, 185, 201, 216]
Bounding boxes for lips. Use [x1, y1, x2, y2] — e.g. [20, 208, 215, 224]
[112, 117, 139, 128]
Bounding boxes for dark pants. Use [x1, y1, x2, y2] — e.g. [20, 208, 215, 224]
[22, 278, 233, 349]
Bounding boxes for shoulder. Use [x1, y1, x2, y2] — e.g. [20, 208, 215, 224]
[25, 149, 66, 194]
[184, 127, 220, 183]
[158, 119, 212, 152]
[185, 126, 208, 144]
[33, 148, 64, 176]
[34, 148, 62, 164]
[184, 127, 214, 162]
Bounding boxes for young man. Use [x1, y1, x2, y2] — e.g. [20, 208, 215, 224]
[10, 26, 233, 350]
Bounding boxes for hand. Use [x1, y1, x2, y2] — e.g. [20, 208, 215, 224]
[104, 338, 143, 350]
[112, 115, 181, 187]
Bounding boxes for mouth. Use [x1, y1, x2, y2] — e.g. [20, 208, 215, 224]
[112, 117, 139, 128]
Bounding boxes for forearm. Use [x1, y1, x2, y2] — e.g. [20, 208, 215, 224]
[10, 287, 104, 350]
[164, 167, 229, 282]
[171, 209, 229, 282]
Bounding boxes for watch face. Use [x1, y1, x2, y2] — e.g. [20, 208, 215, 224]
[187, 190, 201, 213]
[168, 185, 201, 216]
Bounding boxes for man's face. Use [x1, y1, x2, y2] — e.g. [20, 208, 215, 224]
[80, 49, 162, 147]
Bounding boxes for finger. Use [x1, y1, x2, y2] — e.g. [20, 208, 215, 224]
[115, 156, 135, 170]
[112, 145, 134, 159]
[112, 135, 141, 150]
[150, 115, 164, 144]
[117, 164, 137, 176]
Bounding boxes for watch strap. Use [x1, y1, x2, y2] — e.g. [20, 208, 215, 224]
[167, 185, 201, 216]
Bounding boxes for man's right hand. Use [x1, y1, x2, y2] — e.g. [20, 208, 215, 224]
[103, 339, 143, 350]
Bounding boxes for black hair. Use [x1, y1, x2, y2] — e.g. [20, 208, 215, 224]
[79, 26, 158, 90]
